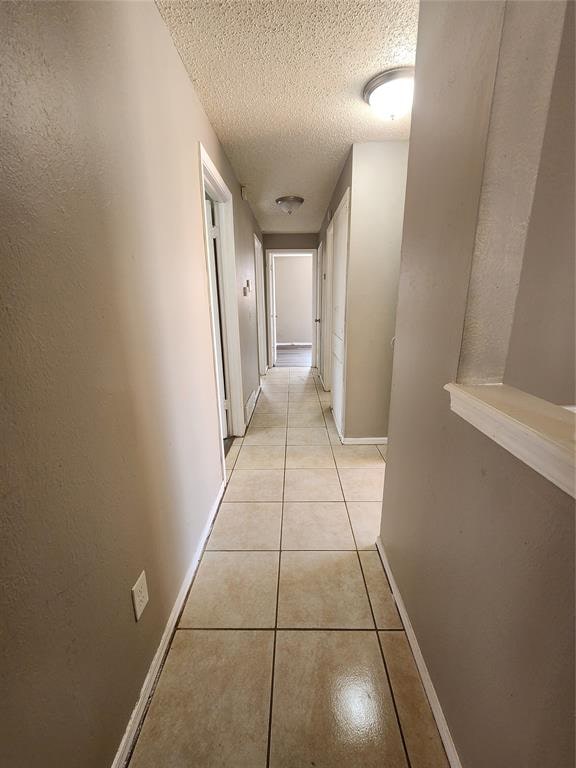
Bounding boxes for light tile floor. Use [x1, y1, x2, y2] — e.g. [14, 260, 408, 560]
[128, 367, 449, 768]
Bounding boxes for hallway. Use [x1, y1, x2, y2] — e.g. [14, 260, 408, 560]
[128, 366, 448, 768]
[275, 345, 312, 367]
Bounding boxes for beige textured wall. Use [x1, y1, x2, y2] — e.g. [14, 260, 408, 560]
[380, 4, 574, 768]
[0, 2, 260, 766]
[274, 255, 314, 344]
[504, 2, 575, 405]
[457, 1, 567, 387]
[319, 149, 352, 245]
[263, 232, 319, 250]
[345, 142, 409, 438]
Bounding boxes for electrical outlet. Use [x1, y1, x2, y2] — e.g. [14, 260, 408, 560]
[131, 570, 149, 622]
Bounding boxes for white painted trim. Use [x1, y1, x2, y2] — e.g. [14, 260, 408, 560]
[330, 188, 351, 436]
[244, 384, 261, 423]
[445, 382, 575, 498]
[265, 250, 277, 368]
[111, 481, 226, 768]
[200, 144, 245, 437]
[276, 342, 312, 348]
[313, 242, 323, 369]
[376, 537, 462, 768]
[318, 372, 330, 393]
[341, 436, 388, 445]
[253, 234, 268, 377]
[265, 249, 316, 368]
[321, 224, 334, 391]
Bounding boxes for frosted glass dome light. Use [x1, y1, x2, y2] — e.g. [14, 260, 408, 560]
[275, 195, 304, 215]
[363, 67, 415, 121]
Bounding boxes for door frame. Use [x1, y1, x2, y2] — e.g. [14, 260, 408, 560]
[199, 143, 245, 439]
[320, 223, 334, 391]
[312, 242, 322, 368]
[265, 248, 317, 368]
[329, 187, 351, 437]
[253, 234, 268, 376]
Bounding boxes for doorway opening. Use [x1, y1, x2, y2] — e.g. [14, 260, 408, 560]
[265, 249, 317, 368]
[200, 144, 245, 471]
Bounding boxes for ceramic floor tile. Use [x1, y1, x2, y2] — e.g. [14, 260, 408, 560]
[207, 502, 282, 550]
[250, 414, 288, 427]
[269, 630, 407, 768]
[180, 551, 278, 628]
[253, 404, 288, 416]
[288, 402, 323, 414]
[282, 502, 355, 550]
[235, 445, 286, 470]
[284, 468, 343, 501]
[338, 467, 385, 501]
[129, 630, 273, 768]
[347, 502, 382, 550]
[226, 469, 232, 484]
[243, 427, 287, 446]
[288, 392, 321, 402]
[224, 469, 284, 501]
[332, 445, 385, 468]
[287, 427, 330, 446]
[277, 551, 373, 628]
[285, 445, 335, 469]
[288, 412, 326, 427]
[225, 444, 241, 470]
[380, 632, 450, 768]
[359, 551, 402, 629]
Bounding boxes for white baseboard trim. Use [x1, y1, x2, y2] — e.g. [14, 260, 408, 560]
[376, 537, 462, 768]
[111, 481, 225, 768]
[244, 384, 261, 425]
[341, 436, 388, 445]
[276, 342, 312, 347]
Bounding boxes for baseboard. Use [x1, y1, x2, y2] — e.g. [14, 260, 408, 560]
[331, 414, 387, 446]
[244, 384, 261, 425]
[318, 373, 331, 392]
[111, 480, 225, 768]
[276, 342, 312, 348]
[341, 436, 388, 445]
[375, 537, 462, 768]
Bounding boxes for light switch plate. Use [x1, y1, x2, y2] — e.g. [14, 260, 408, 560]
[131, 570, 149, 622]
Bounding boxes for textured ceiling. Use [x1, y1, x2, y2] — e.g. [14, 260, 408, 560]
[157, 1, 419, 232]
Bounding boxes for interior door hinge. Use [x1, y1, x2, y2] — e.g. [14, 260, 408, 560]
[211, 226, 218, 238]
[224, 399, 230, 410]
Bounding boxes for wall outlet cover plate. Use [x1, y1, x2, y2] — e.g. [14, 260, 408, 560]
[131, 570, 149, 622]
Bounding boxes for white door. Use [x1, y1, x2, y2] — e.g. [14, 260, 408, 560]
[254, 236, 267, 376]
[267, 252, 277, 367]
[320, 225, 334, 390]
[331, 189, 350, 435]
[205, 195, 230, 439]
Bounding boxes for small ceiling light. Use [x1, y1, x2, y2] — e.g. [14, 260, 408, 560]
[275, 195, 304, 215]
[363, 66, 415, 120]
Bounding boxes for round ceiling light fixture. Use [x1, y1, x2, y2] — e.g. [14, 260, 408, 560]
[363, 66, 415, 120]
[275, 195, 304, 215]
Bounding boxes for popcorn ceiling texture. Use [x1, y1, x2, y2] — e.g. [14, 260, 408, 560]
[156, 0, 418, 232]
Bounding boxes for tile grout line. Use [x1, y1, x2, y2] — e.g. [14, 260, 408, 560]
[317, 373, 413, 768]
[264, 366, 291, 768]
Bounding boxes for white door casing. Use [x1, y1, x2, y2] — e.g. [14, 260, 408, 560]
[253, 235, 267, 376]
[204, 195, 229, 439]
[331, 188, 351, 435]
[266, 250, 277, 367]
[199, 144, 245, 444]
[320, 225, 334, 390]
[313, 242, 323, 369]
